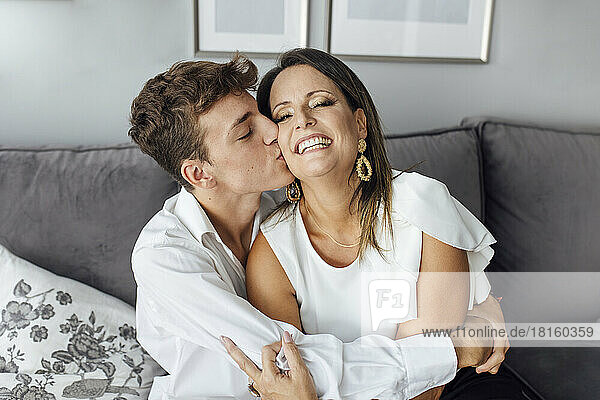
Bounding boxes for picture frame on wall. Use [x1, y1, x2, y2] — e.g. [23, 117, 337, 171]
[326, 0, 495, 63]
[195, 0, 308, 57]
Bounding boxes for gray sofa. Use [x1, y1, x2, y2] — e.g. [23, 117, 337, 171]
[1, 117, 598, 399]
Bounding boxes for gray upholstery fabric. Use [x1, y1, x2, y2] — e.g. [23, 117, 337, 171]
[0, 144, 179, 306]
[504, 347, 600, 400]
[463, 118, 600, 400]
[471, 119, 600, 274]
[385, 127, 483, 220]
[470, 119, 600, 320]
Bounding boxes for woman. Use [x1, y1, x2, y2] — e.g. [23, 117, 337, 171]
[246, 48, 507, 398]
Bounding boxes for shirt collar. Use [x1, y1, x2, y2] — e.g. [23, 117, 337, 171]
[173, 187, 263, 250]
[173, 187, 219, 243]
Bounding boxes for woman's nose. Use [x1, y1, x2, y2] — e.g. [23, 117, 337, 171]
[295, 109, 316, 130]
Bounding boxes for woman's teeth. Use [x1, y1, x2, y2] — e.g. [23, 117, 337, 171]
[297, 137, 332, 154]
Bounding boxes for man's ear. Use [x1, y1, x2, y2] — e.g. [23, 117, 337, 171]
[180, 160, 216, 189]
[354, 108, 367, 139]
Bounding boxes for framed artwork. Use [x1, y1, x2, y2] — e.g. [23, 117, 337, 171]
[327, 0, 495, 62]
[195, 0, 309, 57]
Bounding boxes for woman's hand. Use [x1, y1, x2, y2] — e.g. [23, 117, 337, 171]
[467, 294, 510, 374]
[221, 331, 317, 400]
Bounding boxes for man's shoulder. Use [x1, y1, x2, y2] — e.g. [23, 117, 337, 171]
[133, 192, 203, 257]
[131, 208, 215, 276]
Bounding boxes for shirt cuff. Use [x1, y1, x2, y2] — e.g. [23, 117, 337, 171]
[473, 271, 492, 305]
[400, 334, 458, 398]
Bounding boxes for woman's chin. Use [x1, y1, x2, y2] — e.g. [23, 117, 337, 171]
[291, 159, 347, 181]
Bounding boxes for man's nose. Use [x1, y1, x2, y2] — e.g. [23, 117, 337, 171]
[262, 118, 279, 145]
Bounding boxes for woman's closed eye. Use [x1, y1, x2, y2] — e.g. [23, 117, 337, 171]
[272, 98, 337, 124]
[273, 112, 291, 124]
[308, 98, 335, 109]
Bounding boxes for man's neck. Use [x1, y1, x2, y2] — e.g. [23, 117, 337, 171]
[191, 188, 262, 266]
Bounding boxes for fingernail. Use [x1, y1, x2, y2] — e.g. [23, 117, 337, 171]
[220, 335, 232, 348]
[283, 331, 293, 344]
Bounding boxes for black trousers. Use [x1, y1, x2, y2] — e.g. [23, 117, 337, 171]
[439, 366, 531, 400]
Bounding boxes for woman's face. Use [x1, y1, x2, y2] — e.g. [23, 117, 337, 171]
[269, 64, 366, 181]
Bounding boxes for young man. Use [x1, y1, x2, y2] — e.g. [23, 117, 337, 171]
[128, 55, 508, 400]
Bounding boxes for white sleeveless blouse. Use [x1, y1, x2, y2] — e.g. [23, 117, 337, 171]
[261, 171, 496, 342]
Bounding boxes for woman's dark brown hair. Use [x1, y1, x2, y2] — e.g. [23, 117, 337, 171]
[257, 48, 394, 259]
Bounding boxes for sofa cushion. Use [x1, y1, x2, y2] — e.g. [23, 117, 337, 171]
[464, 118, 600, 400]
[468, 119, 600, 321]
[505, 347, 600, 400]
[0, 144, 179, 306]
[385, 127, 483, 220]
[468, 119, 600, 274]
[0, 244, 166, 399]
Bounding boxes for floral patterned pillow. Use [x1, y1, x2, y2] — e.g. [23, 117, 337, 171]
[0, 245, 165, 400]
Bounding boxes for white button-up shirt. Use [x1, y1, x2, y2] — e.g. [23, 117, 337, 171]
[132, 187, 458, 400]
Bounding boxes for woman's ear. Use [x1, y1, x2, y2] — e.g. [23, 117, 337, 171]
[354, 108, 367, 139]
[180, 160, 216, 190]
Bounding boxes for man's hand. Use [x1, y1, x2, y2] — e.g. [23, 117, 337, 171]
[467, 295, 510, 374]
[451, 315, 494, 369]
[221, 331, 317, 400]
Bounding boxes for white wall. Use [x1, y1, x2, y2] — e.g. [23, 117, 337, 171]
[1, 0, 599, 146]
[0, 0, 194, 146]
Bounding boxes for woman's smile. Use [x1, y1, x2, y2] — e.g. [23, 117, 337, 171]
[295, 134, 333, 155]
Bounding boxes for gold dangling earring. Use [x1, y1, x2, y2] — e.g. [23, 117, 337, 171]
[355, 138, 372, 182]
[286, 180, 302, 203]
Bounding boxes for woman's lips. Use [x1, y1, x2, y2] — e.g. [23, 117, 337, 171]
[295, 133, 333, 154]
[299, 144, 331, 155]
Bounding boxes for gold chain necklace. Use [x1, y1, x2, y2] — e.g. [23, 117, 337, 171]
[304, 202, 360, 248]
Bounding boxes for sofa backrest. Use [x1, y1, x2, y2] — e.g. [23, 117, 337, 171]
[0, 129, 485, 306]
[463, 117, 600, 324]
[464, 118, 600, 274]
[0, 144, 179, 306]
[385, 126, 484, 220]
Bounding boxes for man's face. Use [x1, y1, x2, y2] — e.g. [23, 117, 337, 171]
[199, 91, 294, 194]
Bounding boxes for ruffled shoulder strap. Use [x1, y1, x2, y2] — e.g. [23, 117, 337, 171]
[390, 170, 497, 306]
[259, 206, 302, 290]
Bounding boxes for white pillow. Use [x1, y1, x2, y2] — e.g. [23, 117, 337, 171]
[0, 245, 165, 400]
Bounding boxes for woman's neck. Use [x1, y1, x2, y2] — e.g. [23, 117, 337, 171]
[301, 172, 362, 239]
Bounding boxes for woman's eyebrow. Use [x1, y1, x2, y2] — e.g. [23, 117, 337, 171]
[306, 89, 334, 97]
[271, 89, 335, 112]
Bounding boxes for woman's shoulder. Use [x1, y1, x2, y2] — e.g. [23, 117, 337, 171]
[390, 169, 453, 221]
[260, 203, 297, 234]
[258, 204, 303, 281]
[391, 169, 452, 201]
[389, 169, 496, 252]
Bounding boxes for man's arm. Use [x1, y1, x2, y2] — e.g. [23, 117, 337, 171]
[133, 242, 457, 400]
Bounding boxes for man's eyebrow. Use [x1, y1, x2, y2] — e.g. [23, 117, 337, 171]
[271, 90, 335, 112]
[228, 111, 251, 134]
